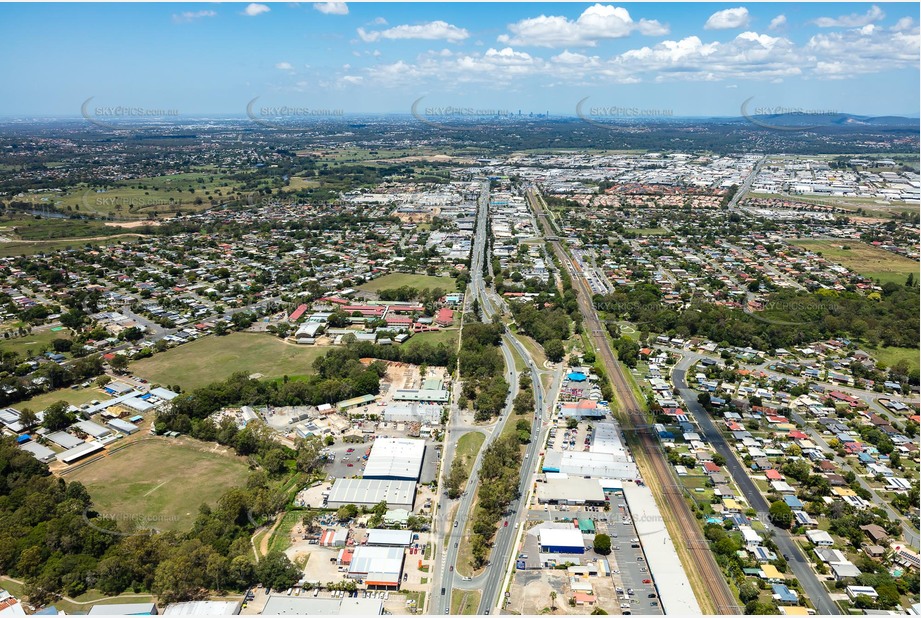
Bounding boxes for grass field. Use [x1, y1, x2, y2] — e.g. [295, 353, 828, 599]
[358, 273, 454, 293]
[791, 240, 918, 285]
[0, 236, 132, 257]
[750, 192, 918, 217]
[47, 171, 254, 218]
[454, 432, 486, 480]
[515, 333, 547, 368]
[1, 329, 70, 358]
[285, 177, 320, 191]
[626, 227, 669, 236]
[0, 216, 138, 241]
[405, 329, 459, 350]
[872, 346, 920, 373]
[131, 332, 329, 391]
[68, 437, 250, 533]
[23, 386, 102, 412]
[451, 589, 481, 615]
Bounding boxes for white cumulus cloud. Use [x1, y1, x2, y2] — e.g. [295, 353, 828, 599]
[358, 20, 469, 43]
[704, 7, 750, 30]
[275, 62, 294, 70]
[813, 5, 884, 28]
[768, 15, 787, 31]
[243, 3, 270, 16]
[498, 4, 669, 47]
[314, 2, 348, 15]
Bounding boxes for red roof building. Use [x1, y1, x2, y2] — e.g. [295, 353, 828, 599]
[436, 307, 454, 326]
[289, 304, 308, 321]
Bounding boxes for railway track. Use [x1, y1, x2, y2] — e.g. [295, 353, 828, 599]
[529, 188, 739, 615]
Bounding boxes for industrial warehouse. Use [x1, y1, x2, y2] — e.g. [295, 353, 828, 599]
[325, 478, 416, 511]
[362, 437, 426, 481]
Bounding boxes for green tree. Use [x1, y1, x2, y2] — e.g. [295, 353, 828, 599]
[739, 581, 760, 604]
[544, 339, 565, 363]
[18, 408, 38, 431]
[109, 354, 129, 372]
[336, 504, 358, 521]
[42, 401, 74, 431]
[769, 500, 794, 529]
[255, 551, 300, 591]
[593, 533, 612, 555]
[295, 435, 324, 474]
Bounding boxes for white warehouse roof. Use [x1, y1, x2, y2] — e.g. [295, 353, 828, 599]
[590, 421, 627, 456]
[326, 478, 416, 509]
[543, 450, 638, 479]
[538, 528, 585, 550]
[624, 483, 701, 614]
[364, 438, 426, 481]
[366, 529, 413, 546]
[348, 545, 404, 580]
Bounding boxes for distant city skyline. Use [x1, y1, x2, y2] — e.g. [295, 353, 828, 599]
[0, 2, 918, 118]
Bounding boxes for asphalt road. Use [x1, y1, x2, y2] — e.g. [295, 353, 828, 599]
[665, 345, 920, 549]
[672, 356, 840, 616]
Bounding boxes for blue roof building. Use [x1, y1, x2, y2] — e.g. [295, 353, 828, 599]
[772, 584, 798, 604]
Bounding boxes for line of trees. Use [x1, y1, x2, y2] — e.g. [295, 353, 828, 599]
[468, 434, 522, 569]
[593, 284, 919, 358]
[457, 322, 509, 422]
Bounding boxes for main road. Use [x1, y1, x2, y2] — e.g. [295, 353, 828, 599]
[672, 354, 840, 615]
[431, 179, 554, 615]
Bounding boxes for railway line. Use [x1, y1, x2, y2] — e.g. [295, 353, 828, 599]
[528, 187, 740, 615]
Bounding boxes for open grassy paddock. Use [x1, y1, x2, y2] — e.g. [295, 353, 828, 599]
[66, 436, 251, 533]
[23, 386, 103, 412]
[405, 328, 459, 350]
[0, 236, 134, 257]
[1, 328, 70, 358]
[872, 346, 921, 374]
[626, 227, 670, 236]
[34, 170, 256, 219]
[791, 240, 918, 285]
[750, 192, 919, 217]
[358, 272, 455, 293]
[131, 332, 329, 391]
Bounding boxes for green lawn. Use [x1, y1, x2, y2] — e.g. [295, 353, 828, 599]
[405, 329, 459, 350]
[67, 437, 250, 533]
[358, 273, 454, 293]
[454, 431, 486, 479]
[0, 236, 132, 257]
[626, 227, 670, 236]
[871, 346, 920, 373]
[1, 329, 69, 358]
[51, 171, 252, 218]
[0, 216, 137, 240]
[131, 332, 329, 391]
[791, 240, 918, 285]
[22, 386, 102, 412]
[0, 577, 158, 615]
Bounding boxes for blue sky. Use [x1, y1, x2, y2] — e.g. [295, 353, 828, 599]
[0, 2, 918, 117]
